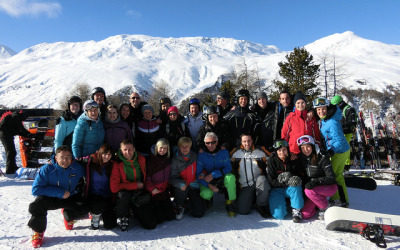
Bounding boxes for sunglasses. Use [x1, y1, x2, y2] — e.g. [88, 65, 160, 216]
[189, 98, 200, 104]
[205, 141, 217, 146]
[312, 98, 329, 107]
[273, 140, 288, 150]
[216, 97, 223, 100]
[168, 113, 177, 116]
[297, 135, 315, 146]
[130, 97, 140, 100]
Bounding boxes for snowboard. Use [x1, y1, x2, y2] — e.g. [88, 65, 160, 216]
[325, 207, 400, 248]
[344, 175, 377, 191]
[373, 169, 400, 186]
[14, 167, 40, 180]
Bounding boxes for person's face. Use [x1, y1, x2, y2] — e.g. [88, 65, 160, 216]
[121, 144, 135, 160]
[69, 102, 80, 115]
[161, 103, 170, 112]
[217, 96, 227, 107]
[301, 144, 313, 156]
[179, 144, 191, 156]
[239, 96, 248, 107]
[316, 106, 328, 118]
[258, 97, 267, 109]
[157, 145, 168, 156]
[143, 110, 153, 120]
[130, 93, 141, 107]
[190, 104, 199, 116]
[120, 105, 130, 119]
[205, 137, 218, 152]
[94, 92, 105, 105]
[279, 93, 291, 107]
[241, 135, 253, 151]
[295, 99, 306, 111]
[102, 151, 112, 163]
[168, 112, 178, 121]
[87, 107, 99, 120]
[55, 150, 72, 169]
[277, 147, 288, 161]
[208, 113, 218, 126]
[107, 108, 118, 121]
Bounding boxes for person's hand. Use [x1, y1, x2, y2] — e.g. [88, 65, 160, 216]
[180, 184, 187, 191]
[220, 146, 226, 150]
[137, 182, 144, 189]
[205, 173, 213, 183]
[198, 174, 205, 180]
[288, 176, 302, 187]
[156, 118, 162, 124]
[327, 149, 335, 158]
[208, 184, 219, 192]
[198, 148, 204, 154]
[151, 188, 160, 195]
[63, 191, 70, 199]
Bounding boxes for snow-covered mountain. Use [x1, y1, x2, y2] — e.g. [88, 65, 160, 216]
[0, 44, 16, 59]
[0, 31, 399, 108]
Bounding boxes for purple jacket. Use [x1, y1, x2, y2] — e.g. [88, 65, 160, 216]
[104, 117, 134, 152]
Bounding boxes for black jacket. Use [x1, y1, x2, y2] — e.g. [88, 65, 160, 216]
[266, 152, 303, 188]
[299, 152, 337, 189]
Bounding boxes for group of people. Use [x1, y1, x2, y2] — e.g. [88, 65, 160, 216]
[21, 86, 356, 248]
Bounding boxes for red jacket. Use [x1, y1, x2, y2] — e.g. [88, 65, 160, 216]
[110, 152, 146, 193]
[281, 109, 321, 154]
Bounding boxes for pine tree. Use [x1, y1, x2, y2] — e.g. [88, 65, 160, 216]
[219, 80, 236, 104]
[271, 47, 321, 103]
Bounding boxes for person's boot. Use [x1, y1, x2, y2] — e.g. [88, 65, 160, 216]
[61, 209, 76, 230]
[31, 231, 44, 248]
[90, 213, 101, 230]
[175, 206, 185, 220]
[318, 208, 327, 220]
[117, 217, 129, 231]
[292, 208, 302, 223]
[225, 200, 236, 218]
[256, 205, 270, 218]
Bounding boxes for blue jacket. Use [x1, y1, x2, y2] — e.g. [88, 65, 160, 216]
[72, 113, 105, 158]
[54, 116, 77, 150]
[320, 106, 350, 154]
[196, 148, 232, 187]
[32, 157, 85, 198]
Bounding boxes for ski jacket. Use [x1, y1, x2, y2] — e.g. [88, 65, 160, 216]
[163, 115, 190, 150]
[224, 106, 258, 149]
[170, 151, 198, 189]
[231, 145, 269, 188]
[184, 112, 205, 149]
[32, 157, 84, 199]
[281, 109, 321, 154]
[253, 103, 276, 150]
[299, 152, 336, 190]
[0, 111, 31, 138]
[266, 152, 303, 188]
[337, 101, 358, 134]
[217, 103, 233, 118]
[54, 110, 80, 150]
[72, 113, 105, 158]
[196, 120, 230, 152]
[145, 154, 171, 200]
[104, 117, 134, 152]
[110, 150, 146, 193]
[319, 105, 350, 154]
[273, 103, 293, 142]
[135, 117, 164, 155]
[84, 154, 113, 198]
[129, 102, 147, 127]
[196, 148, 232, 187]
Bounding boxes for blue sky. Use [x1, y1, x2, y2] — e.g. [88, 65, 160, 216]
[1, 0, 399, 52]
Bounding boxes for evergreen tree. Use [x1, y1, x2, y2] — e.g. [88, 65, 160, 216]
[271, 47, 321, 103]
[219, 80, 236, 104]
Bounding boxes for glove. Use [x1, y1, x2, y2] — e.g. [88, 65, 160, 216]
[305, 181, 316, 190]
[288, 176, 302, 187]
[327, 149, 335, 158]
[277, 172, 293, 184]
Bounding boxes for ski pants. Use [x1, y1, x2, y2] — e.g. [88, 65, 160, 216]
[344, 133, 353, 166]
[301, 184, 338, 219]
[331, 151, 350, 203]
[0, 134, 17, 173]
[115, 190, 157, 230]
[173, 186, 205, 218]
[87, 194, 116, 229]
[237, 175, 270, 215]
[199, 173, 236, 201]
[152, 196, 175, 223]
[28, 195, 90, 233]
[268, 186, 304, 220]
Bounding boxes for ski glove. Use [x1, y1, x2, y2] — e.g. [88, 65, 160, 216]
[305, 180, 318, 190]
[277, 172, 293, 184]
[327, 149, 335, 158]
[288, 176, 302, 187]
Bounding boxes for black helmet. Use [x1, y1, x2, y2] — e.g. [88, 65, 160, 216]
[204, 106, 218, 116]
[91, 87, 106, 100]
[237, 89, 250, 98]
[159, 97, 172, 109]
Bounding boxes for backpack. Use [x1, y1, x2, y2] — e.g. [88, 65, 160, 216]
[0, 111, 13, 130]
[343, 105, 358, 131]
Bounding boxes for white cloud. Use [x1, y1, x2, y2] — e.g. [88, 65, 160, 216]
[126, 9, 141, 19]
[0, 0, 61, 17]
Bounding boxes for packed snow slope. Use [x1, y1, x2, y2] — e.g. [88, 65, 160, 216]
[0, 31, 400, 108]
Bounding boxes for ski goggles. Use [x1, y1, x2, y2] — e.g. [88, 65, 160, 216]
[312, 98, 329, 108]
[84, 103, 99, 111]
[189, 98, 200, 105]
[297, 135, 315, 146]
[273, 140, 288, 150]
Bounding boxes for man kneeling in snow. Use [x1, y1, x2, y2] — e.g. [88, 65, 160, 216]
[28, 145, 88, 248]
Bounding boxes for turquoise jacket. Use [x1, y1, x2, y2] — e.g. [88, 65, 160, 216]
[320, 106, 350, 154]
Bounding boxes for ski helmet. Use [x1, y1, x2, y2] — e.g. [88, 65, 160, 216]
[330, 95, 343, 105]
[273, 139, 288, 151]
[236, 89, 250, 106]
[203, 106, 219, 121]
[91, 87, 106, 100]
[83, 100, 99, 112]
[68, 96, 83, 112]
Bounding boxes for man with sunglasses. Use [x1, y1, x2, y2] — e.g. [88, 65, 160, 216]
[231, 134, 271, 218]
[129, 92, 148, 127]
[184, 98, 204, 151]
[196, 132, 237, 217]
[216, 91, 233, 118]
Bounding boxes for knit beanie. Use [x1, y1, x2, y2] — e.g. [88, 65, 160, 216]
[167, 106, 179, 116]
[256, 91, 268, 100]
[218, 91, 230, 102]
[141, 104, 154, 115]
[293, 91, 306, 105]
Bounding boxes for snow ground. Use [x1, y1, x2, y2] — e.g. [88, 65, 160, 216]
[0, 140, 400, 249]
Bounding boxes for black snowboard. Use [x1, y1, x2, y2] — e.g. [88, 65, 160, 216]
[344, 175, 377, 191]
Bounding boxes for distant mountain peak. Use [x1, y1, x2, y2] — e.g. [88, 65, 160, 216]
[0, 45, 16, 59]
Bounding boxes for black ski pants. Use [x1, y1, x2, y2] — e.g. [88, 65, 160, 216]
[87, 194, 116, 229]
[173, 186, 205, 218]
[28, 195, 90, 233]
[0, 134, 18, 173]
[152, 196, 175, 223]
